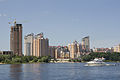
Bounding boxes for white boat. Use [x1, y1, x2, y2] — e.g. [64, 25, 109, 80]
[85, 58, 108, 66]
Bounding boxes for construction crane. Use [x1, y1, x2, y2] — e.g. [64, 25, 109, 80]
[8, 19, 16, 24]
[8, 19, 28, 26]
[8, 18, 17, 27]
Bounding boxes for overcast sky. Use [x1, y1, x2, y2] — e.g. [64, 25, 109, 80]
[0, 0, 120, 50]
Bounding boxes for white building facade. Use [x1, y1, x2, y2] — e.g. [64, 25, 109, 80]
[24, 33, 34, 56]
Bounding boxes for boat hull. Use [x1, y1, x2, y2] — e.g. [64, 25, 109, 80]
[85, 63, 106, 66]
[84, 63, 116, 66]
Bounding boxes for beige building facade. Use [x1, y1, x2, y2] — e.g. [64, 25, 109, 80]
[114, 44, 120, 53]
[33, 33, 49, 57]
[55, 46, 70, 59]
[68, 41, 79, 59]
[24, 33, 49, 57]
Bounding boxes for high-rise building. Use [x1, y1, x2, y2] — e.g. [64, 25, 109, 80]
[68, 41, 78, 59]
[33, 33, 49, 57]
[33, 36, 38, 56]
[10, 20, 23, 56]
[49, 46, 56, 58]
[82, 36, 90, 52]
[24, 33, 34, 56]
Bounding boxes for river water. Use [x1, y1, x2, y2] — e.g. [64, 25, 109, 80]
[0, 63, 120, 80]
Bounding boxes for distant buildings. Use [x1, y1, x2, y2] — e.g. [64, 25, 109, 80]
[10, 20, 23, 56]
[113, 44, 120, 53]
[49, 46, 56, 58]
[3, 19, 119, 58]
[24, 35, 91, 59]
[4, 21, 90, 58]
[8, 20, 91, 59]
[0, 51, 13, 55]
[24, 33, 34, 56]
[33, 33, 49, 57]
[55, 46, 70, 59]
[22, 26, 91, 59]
[24, 33, 49, 57]
[68, 41, 80, 58]
[82, 36, 90, 52]
[67, 36, 90, 59]
[93, 48, 113, 53]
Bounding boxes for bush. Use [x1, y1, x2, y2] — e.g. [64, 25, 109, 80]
[12, 58, 22, 63]
[82, 55, 92, 61]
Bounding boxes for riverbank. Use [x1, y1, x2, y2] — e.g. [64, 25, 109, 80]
[50, 60, 120, 63]
[0, 63, 4, 64]
[1, 61, 120, 65]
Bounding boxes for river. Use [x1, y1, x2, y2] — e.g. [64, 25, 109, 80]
[0, 63, 120, 80]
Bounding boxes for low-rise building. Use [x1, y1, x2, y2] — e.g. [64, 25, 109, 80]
[113, 44, 120, 53]
[0, 51, 13, 55]
[93, 48, 113, 53]
[55, 46, 70, 59]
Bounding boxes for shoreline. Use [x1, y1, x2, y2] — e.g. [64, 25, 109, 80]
[0, 63, 4, 64]
[0, 61, 120, 65]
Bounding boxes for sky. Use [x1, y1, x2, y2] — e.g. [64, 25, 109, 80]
[0, 0, 120, 50]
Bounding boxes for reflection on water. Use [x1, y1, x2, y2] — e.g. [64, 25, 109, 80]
[10, 64, 23, 80]
[10, 63, 49, 80]
[0, 63, 120, 80]
[23, 63, 49, 80]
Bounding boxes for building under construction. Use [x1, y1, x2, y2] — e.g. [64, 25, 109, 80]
[10, 20, 23, 56]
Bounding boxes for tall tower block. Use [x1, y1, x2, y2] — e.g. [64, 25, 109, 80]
[10, 20, 23, 56]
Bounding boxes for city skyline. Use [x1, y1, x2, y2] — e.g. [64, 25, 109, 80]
[0, 0, 120, 50]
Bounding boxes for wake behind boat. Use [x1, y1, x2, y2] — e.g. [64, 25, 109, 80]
[84, 58, 115, 66]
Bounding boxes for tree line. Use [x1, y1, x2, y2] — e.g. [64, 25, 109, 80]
[81, 52, 120, 62]
[0, 55, 51, 64]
